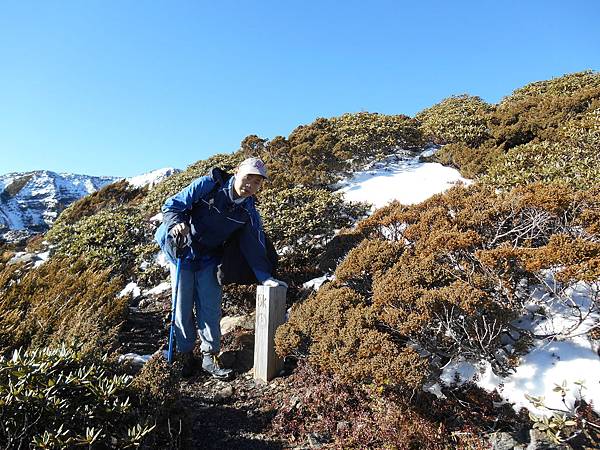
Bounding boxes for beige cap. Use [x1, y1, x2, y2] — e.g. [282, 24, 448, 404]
[237, 157, 268, 179]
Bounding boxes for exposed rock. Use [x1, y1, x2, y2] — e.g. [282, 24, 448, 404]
[489, 431, 523, 450]
[214, 385, 234, 401]
[527, 429, 572, 450]
[220, 314, 255, 335]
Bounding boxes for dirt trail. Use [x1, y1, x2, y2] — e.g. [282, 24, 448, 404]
[118, 292, 300, 450]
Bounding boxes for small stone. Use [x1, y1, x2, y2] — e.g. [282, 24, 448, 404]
[336, 421, 349, 433]
[214, 385, 234, 401]
[488, 432, 519, 450]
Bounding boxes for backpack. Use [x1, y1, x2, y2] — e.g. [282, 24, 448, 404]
[216, 229, 279, 286]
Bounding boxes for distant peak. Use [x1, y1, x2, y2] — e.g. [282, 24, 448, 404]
[125, 167, 181, 188]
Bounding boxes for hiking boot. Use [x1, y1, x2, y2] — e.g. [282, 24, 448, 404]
[180, 352, 196, 378]
[201, 353, 233, 380]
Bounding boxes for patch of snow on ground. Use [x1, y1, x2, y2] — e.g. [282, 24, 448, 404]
[119, 282, 141, 298]
[303, 274, 334, 291]
[336, 150, 470, 209]
[145, 282, 171, 296]
[441, 278, 600, 416]
[33, 251, 50, 268]
[118, 353, 152, 365]
[155, 251, 170, 268]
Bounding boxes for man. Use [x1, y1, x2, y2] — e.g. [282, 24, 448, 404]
[155, 157, 287, 379]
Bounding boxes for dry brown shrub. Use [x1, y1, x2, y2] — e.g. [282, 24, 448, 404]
[279, 181, 600, 388]
[335, 238, 405, 294]
[0, 257, 126, 355]
[317, 228, 366, 273]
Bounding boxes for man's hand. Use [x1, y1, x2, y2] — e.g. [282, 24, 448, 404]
[171, 222, 190, 238]
[263, 277, 288, 289]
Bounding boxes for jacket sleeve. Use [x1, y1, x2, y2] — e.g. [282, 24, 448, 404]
[161, 176, 215, 232]
[239, 200, 272, 283]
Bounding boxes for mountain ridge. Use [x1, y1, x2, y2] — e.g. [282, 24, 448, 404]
[0, 167, 179, 243]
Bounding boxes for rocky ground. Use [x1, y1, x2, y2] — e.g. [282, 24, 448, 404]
[117, 288, 309, 449]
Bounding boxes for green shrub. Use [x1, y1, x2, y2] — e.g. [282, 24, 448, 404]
[54, 180, 148, 227]
[47, 206, 149, 277]
[0, 345, 156, 449]
[433, 140, 502, 178]
[416, 94, 494, 147]
[329, 112, 423, 163]
[258, 186, 369, 274]
[485, 108, 600, 189]
[492, 70, 600, 150]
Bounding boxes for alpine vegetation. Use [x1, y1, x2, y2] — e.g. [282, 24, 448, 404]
[0, 71, 599, 449]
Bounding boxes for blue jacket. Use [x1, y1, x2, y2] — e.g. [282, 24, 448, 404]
[155, 168, 272, 281]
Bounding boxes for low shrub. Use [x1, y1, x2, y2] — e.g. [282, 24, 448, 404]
[329, 112, 423, 164]
[433, 140, 502, 178]
[270, 361, 500, 449]
[0, 257, 126, 355]
[0, 345, 156, 449]
[277, 182, 600, 390]
[255, 113, 423, 188]
[54, 179, 148, 227]
[485, 108, 600, 190]
[492, 70, 600, 150]
[258, 186, 369, 274]
[416, 94, 494, 147]
[47, 206, 149, 278]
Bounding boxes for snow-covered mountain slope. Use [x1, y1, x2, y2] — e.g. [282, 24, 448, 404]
[125, 167, 180, 188]
[0, 170, 119, 242]
[0, 167, 182, 243]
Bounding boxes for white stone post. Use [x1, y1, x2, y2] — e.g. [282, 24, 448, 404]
[253, 285, 287, 382]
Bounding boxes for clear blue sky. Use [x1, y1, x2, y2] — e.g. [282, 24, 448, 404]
[1, 1, 598, 177]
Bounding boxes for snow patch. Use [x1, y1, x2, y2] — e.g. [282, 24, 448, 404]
[145, 282, 171, 296]
[303, 274, 334, 291]
[336, 150, 470, 209]
[126, 167, 180, 189]
[119, 282, 141, 298]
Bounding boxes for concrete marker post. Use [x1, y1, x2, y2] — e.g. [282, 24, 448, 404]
[253, 285, 287, 382]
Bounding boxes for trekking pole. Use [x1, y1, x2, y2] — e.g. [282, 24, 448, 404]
[167, 234, 186, 364]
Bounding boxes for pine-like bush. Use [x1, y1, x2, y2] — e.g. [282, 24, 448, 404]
[0, 257, 125, 355]
[277, 182, 600, 389]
